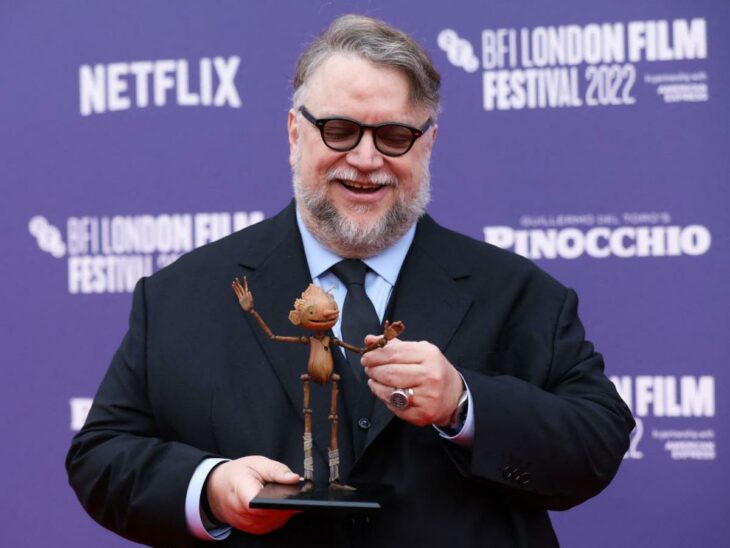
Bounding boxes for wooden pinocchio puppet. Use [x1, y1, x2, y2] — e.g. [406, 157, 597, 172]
[232, 277, 404, 487]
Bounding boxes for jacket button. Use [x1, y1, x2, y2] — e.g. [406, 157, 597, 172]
[519, 473, 531, 485]
[358, 418, 371, 430]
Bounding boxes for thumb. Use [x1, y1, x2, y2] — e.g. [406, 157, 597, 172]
[257, 458, 301, 484]
[364, 334, 381, 345]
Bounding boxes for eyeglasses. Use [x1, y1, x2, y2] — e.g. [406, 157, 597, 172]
[299, 106, 433, 157]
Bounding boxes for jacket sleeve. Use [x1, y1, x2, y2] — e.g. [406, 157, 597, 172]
[451, 288, 635, 510]
[66, 278, 219, 547]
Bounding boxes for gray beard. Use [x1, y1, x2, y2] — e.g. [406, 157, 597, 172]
[293, 161, 431, 259]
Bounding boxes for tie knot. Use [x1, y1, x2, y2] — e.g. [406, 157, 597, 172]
[330, 259, 369, 287]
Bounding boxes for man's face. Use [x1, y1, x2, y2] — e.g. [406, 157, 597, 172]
[288, 53, 436, 258]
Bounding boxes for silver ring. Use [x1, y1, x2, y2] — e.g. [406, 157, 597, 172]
[389, 388, 411, 409]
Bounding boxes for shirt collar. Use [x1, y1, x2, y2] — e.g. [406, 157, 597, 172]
[295, 207, 416, 285]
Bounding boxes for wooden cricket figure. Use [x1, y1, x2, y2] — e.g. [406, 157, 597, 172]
[232, 277, 404, 487]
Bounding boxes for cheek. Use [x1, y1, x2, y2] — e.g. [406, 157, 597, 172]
[295, 158, 324, 193]
[300, 149, 342, 182]
[393, 164, 417, 192]
[398, 153, 429, 191]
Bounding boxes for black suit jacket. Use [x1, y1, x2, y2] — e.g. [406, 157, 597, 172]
[67, 202, 634, 547]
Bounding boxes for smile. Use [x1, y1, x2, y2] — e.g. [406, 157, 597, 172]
[336, 179, 387, 193]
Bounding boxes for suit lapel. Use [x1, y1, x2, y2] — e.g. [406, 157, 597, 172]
[363, 216, 474, 453]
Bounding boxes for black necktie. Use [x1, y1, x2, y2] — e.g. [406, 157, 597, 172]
[330, 259, 380, 382]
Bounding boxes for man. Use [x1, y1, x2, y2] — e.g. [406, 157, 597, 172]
[67, 14, 634, 547]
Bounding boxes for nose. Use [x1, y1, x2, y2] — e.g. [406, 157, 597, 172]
[345, 129, 384, 171]
[323, 308, 339, 321]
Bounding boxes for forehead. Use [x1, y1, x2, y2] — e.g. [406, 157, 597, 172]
[300, 286, 333, 302]
[304, 53, 422, 123]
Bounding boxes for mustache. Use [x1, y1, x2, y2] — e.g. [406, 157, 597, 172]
[325, 167, 399, 187]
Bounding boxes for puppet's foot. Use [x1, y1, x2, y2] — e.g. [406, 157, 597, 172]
[328, 448, 340, 483]
[327, 450, 355, 490]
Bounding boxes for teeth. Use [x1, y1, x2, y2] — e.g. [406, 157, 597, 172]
[340, 180, 382, 190]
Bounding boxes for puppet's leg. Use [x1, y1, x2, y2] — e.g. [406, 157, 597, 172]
[301, 373, 314, 483]
[328, 373, 341, 484]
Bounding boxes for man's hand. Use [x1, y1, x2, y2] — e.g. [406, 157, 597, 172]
[206, 456, 300, 535]
[232, 277, 254, 312]
[361, 336, 464, 427]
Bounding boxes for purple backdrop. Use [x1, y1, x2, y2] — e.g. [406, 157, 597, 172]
[1, 0, 728, 546]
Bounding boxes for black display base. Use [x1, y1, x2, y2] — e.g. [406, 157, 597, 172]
[250, 481, 391, 511]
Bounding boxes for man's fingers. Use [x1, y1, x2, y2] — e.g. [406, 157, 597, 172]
[273, 468, 301, 484]
[364, 363, 423, 388]
[232, 457, 300, 509]
[360, 339, 400, 366]
[367, 378, 447, 427]
[361, 339, 427, 367]
[367, 377, 395, 405]
[367, 377, 419, 408]
[248, 456, 300, 485]
[364, 334, 382, 345]
[207, 456, 302, 536]
[236, 473, 267, 508]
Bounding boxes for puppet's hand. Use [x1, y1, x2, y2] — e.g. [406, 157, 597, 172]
[362, 321, 406, 354]
[383, 320, 405, 341]
[232, 277, 254, 312]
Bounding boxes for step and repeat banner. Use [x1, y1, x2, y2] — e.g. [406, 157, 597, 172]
[1, 1, 727, 546]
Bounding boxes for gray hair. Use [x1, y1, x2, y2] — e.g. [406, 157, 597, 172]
[292, 14, 441, 117]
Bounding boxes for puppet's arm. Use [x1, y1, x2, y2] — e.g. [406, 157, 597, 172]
[331, 338, 363, 354]
[232, 277, 307, 344]
[333, 320, 406, 355]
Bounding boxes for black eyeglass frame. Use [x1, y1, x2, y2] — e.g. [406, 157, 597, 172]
[298, 105, 433, 157]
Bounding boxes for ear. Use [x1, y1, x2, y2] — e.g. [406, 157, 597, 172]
[429, 123, 438, 147]
[287, 109, 299, 168]
[288, 309, 301, 326]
